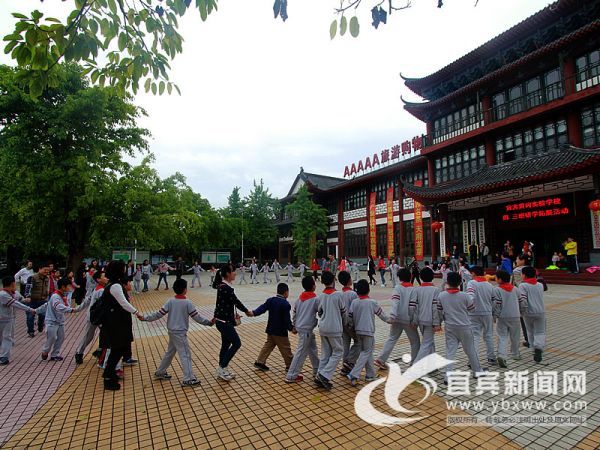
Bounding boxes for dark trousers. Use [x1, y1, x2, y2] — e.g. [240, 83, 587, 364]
[411, 273, 421, 285]
[481, 255, 488, 268]
[368, 272, 376, 285]
[27, 300, 46, 333]
[313, 270, 319, 281]
[157, 273, 168, 288]
[470, 254, 477, 265]
[103, 345, 127, 382]
[142, 277, 149, 291]
[216, 321, 241, 369]
[175, 270, 183, 280]
[520, 317, 528, 343]
[566, 255, 578, 273]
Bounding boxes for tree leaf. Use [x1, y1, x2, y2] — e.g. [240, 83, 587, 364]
[340, 16, 347, 36]
[29, 77, 44, 98]
[118, 32, 127, 51]
[151, 82, 157, 95]
[329, 20, 337, 40]
[349, 16, 359, 37]
[144, 77, 151, 92]
[158, 81, 165, 95]
[11, 13, 28, 19]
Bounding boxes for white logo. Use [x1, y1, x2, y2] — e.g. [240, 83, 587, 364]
[355, 354, 453, 426]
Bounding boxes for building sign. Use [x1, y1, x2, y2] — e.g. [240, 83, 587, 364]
[477, 218, 485, 244]
[369, 192, 377, 257]
[343, 135, 425, 178]
[414, 181, 424, 261]
[462, 221, 469, 253]
[386, 187, 395, 257]
[501, 196, 571, 222]
[439, 221, 447, 257]
[592, 211, 600, 249]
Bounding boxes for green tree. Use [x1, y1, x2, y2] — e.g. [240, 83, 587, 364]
[285, 186, 328, 263]
[244, 179, 278, 261]
[0, 63, 150, 269]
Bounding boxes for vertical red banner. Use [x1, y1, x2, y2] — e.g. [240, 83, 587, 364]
[369, 192, 377, 257]
[386, 187, 394, 258]
[413, 180, 424, 261]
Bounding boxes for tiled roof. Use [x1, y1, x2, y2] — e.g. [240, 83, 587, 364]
[302, 172, 345, 191]
[402, 146, 600, 202]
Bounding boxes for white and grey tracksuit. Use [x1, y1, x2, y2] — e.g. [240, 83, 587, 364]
[341, 288, 359, 366]
[518, 281, 546, 351]
[348, 297, 389, 379]
[286, 292, 320, 380]
[190, 265, 204, 287]
[298, 263, 306, 278]
[494, 285, 522, 360]
[271, 262, 282, 283]
[261, 264, 271, 284]
[466, 279, 498, 361]
[317, 289, 347, 381]
[285, 264, 295, 283]
[37, 293, 76, 358]
[433, 290, 483, 374]
[377, 284, 420, 364]
[144, 297, 213, 382]
[390, 264, 399, 288]
[238, 265, 247, 285]
[0, 290, 35, 360]
[133, 269, 142, 293]
[76, 286, 105, 355]
[250, 263, 258, 284]
[413, 284, 441, 364]
[350, 263, 360, 282]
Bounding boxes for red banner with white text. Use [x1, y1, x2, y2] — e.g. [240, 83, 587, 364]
[386, 187, 394, 258]
[369, 192, 377, 257]
[414, 181, 424, 261]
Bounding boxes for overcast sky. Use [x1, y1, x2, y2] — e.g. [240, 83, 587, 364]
[1, 0, 552, 207]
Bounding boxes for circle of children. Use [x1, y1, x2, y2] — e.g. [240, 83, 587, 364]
[2, 250, 547, 394]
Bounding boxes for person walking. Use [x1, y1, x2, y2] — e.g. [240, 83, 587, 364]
[175, 257, 186, 280]
[451, 245, 460, 272]
[14, 260, 34, 296]
[141, 259, 153, 292]
[367, 256, 377, 285]
[563, 237, 578, 274]
[468, 242, 478, 266]
[24, 265, 50, 338]
[480, 242, 489, 269]
[155, 260, 175, 290]
[377, 256, 387, 287]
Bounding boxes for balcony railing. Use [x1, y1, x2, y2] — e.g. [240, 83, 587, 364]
[492, 81, 565, 121]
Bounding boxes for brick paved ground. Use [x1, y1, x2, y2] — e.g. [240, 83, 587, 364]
[0, 273, 598, 449]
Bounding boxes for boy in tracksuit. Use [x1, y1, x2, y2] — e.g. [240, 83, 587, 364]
[390, 260, 400, 288]
[285, 263, 295, 283]
[315, 270, 347, 390]
[38, 278, 81, 361]
[460, 263, 472, 291]
[338, 271, 359, 375]
[494, 270, 521, 368]
[375, 268, 420, 369]
[250, 262, 258, 284]
[189, 261, 204, 288]
[238, 263, 248, 285]
[261, 262, 271, 284]
[74, 270, 107, 364]
[413, 268, 441, 365]
[0, 276, 36, 365]
[286, 276, 320, 383]
[347, 280, 390, 385]
[518, 266, 546, 363]
[252, 283, 294, 372]
[271, 260, 282, 283]
[142, 278, 214, 386]
[466, 266, 498, 365]
[433, 272, 483, 378]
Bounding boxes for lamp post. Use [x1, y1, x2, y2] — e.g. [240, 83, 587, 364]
[134, 239, 137, 265]
[241, 210, 244, 263]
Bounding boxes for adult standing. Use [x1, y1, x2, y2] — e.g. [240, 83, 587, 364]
[367, 256, 377, 285]
[451, 245, 460, 272]
[480, 242, 489, 269]
[330, 256, 338, 276]
[71, 262, 88, 305]
[213, 265, 251, 381]
[377, 256, 387, 287]
[564, 238, 578, 274]
[175, 257, 185, 280]
[141, 259, 153, 292]
[311, 259, 320, 281]
[99, 260, 143, 391]
[126, 260, 135, 282]
[24, 265, 50, 337]
[468, 242, 478, 266]
[14, 260, 34, 295]
[155, 260, 174, 290]
[504, 240, 515, 261]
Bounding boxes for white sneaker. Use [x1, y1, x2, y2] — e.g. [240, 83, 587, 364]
[216, 367, 232, 381]
[223, 367, 236, 379]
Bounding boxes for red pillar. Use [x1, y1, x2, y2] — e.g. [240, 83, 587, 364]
[427, 158, 436, 187]
[430, 218, 438, 262]
[485, 136, 495, 166]
[482, 95, 492, 125]
[567, 111, 583, 147]
[426, 120, 434, 146]
[337, 198, 345, 258]
[398, 185, 405, 264]
[563, 56, 576, 96]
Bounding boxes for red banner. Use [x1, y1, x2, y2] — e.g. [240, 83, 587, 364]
[414, 181, 424, 261]
[369, 192, 377, 257]
[386, 187, 394, 258]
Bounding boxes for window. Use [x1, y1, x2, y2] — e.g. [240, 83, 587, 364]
[432, 103, 480, 142]
[372, 179, 395, 204]
[544, 68, 563, 101]
[434, 144, 486, 183]
[495, 118, 568, 163]
[404, 168, 429, 188]
[526, 77, 542, 109]
[376, 224, 387, 258]
[493, 93, 507, 120]
[343, 188, 366, 211]
[403, 220, 414, 259]
[325, 200, 338, 215]
[575, 49, 599, 91]
[581, 102, 600, 147]
[344, 227, 367, 258]
[508, 85, 523, 115]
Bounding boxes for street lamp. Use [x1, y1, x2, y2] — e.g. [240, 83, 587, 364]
[241, 210, 244, 263]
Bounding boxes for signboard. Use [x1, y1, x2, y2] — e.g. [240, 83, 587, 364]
[462, 220, 469, 253]
[112, 251, 130, 262]
[369, 192, 377, 257]
[414, 181, 424, 261]
[386, 187, 395, 257]
[216, 252, 231, 264]
[592, 211, 600, 249]
[439, 221, 447, 257]
[500, 196, 571, 222]
[477, 218, 485, 244]
[201, 252, 217, 264]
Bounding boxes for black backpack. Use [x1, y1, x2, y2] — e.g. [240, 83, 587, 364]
[89, 286, 112, 326]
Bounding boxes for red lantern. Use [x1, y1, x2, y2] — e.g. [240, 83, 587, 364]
[431, 221, 443, 233]
[589, 199, 600, 212]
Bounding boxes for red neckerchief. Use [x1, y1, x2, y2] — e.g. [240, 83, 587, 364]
[447, 288, 460, 293]
[175, 294, 187, 299]
[401, 282, 412, 288]
[299, 292, 317, 302]
[95, 284, 104, 291]
[421, 282, 434, 287]
[323, 288, 336, 294]
[358, 295, 369, 299]
[53, 290, 68, 306]
[342, 287, 353, 292]
[475, 276, 487, 282]
[499, 283, 514, 292]
[523, 278, 538, 285]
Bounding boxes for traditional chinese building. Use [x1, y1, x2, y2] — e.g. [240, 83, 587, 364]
[277, 0, 600, 268]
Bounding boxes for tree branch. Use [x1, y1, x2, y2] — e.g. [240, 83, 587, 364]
[335, 0, 362, 14]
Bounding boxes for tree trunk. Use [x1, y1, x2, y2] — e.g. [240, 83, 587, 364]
[66, 218, 91, 272]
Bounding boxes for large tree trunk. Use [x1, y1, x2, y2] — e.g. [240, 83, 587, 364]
[66, 218, 91, 272]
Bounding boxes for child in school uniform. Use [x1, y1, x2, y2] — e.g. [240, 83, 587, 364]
[261, 262, 271, 284]
[285, 263, 295, 283]
[440, 261, 451, 290]
[133, 264, 142, 294]
[375, 268, 420, 370]
[466, 266, 498, 366]
[347, 280, 390, 385]
[338, 270, 359, 375]
[413, 268, 441, 365]
[142, 278, 214, 386]
[238, 263, 248, 285]
[38, 277, 82, 361]
[252, 283, 293, 371]
[494, 270, 521, 368]
[250, 261, 258, 284]
[0, 276, 37, 365]
[286, 276, 320, 383]
[433, 272, 483, 379]
[459, 262, 472, 291]
[315, 271, 347, 390]
[189, 261, 204, 288]
[518, 266, 546, 363]
[74, 270, 108, 364]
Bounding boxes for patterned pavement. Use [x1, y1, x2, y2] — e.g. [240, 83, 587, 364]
[0, 273, 598, 449]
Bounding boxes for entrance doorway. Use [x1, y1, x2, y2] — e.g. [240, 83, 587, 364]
[498, 224, 570, 268]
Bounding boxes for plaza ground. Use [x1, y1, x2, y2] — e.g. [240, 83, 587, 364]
[0, 274, 598, 449]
